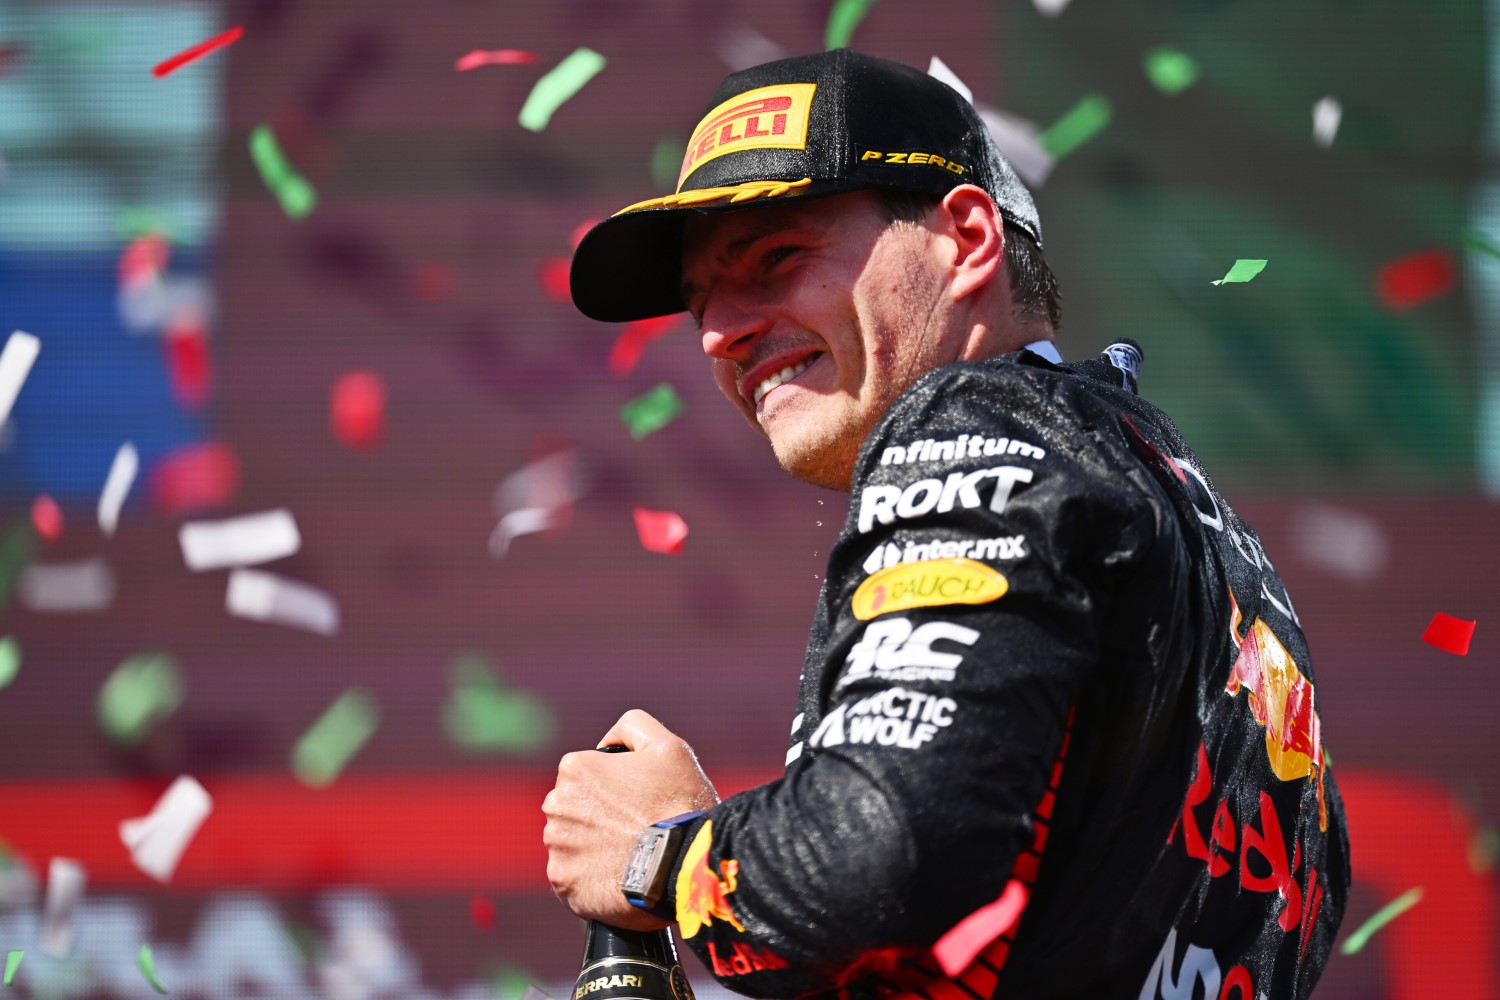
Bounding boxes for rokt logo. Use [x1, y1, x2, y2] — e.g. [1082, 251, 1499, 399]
[858, 466, 1035, 533]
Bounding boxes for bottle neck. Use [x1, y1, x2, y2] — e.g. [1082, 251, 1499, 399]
[580, 921, 678, 967]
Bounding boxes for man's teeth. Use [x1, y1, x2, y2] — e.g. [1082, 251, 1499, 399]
[753, 357, 815, 404]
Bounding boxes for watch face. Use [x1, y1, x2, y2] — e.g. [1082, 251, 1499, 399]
[621, 828, 665, 894]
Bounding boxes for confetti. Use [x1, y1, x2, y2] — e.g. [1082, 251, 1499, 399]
[118, 233, 169, 290]
[164, 314, 213, 410]
[608, 315, 681, 375]
[292, 689, 379, 787]
[227, 568, 341, 636]
[120, 776, 213, 883]
[931, 879, 1028, 976]
[633, 507, 689, 556]
[1339, 886, 1423, 956]
[0, 331, 41, 431]
[30, 495, 62, 541]
[152, 24, 243, 78]
[1422, 611, 1476, 655]
[330, 371, 386, 450]
[39, 858, 85, 957]
[455, 49, 537, 71]
[1033, 0, 1072, 15]
[470, 894, 496, 931]
[1288, 504, 1388, 584]
[0, 636, 19, 690]
[151, 441, 241, 515]
[19, 558, 115, 612]
[490, 507, 565, 557]
[138, 944, 169, 994]
[619, 383, 683, 440]
[521, 987, 556, 1000]
[249, 124, 317, 220]
[926, 56, 972, 104]
[978, 106, 1054, 187]
[826, 0, 880, 49]
[651, 134, 688, 191]
[538, 257, 572, 302]
[0, 525, 36, 613]
[180, 509, 301, 571]
[1470, 826, 1500, 875]
[490, 449, 583, 556]
[1313, 96, 1342, 148]
[1144, 47, 1198, 94]
[1037, 94, 1112, 160]
[715, 25, 787, 73]
[98, 652, 184, 745]
[99, 442, 140, 536]
[1377, 249, 1455, 310]
[3, 950, 19, 987]
[518, 48, 606, 132]
[1211, 259, 1268, 285]
[443, 653, 554, 753]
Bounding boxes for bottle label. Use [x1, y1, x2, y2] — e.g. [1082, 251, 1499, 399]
[573, 958, 684, 1000]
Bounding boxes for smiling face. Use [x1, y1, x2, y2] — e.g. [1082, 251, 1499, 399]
[682, 191, 956, 491]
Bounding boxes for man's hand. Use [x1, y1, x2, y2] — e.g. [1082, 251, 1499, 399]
[543, 709, 720, 929]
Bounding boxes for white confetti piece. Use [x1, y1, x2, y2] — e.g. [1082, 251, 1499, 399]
[927, 56, 973, 105]
[179, 508, 301, 571]
[493, 450, 583, 514]
[19, 558, 116, 612]
[978, 106, 1055, 187]
[1033, 0, 1072, 15]
[227, 568, 340, 636]
[98, 442, 139, 537]
[38, 858, 86, 957]
[1289, 503, 1388, 584]
[0, 331, 40, 430]
[489, 506, 564, 557]
[715, 25, 786, 72]
[119, 775, 213, 883]
[1313, 96, 1342, 149]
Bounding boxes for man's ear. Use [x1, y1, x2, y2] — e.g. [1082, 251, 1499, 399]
[937, 184, 1004, 303]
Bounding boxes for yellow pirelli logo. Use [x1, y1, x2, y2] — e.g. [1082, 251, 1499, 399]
[678, 83, 817, 189]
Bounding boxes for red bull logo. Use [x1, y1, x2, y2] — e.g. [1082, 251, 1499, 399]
[675, 821, 745, 939]
[1225, 590, 1330, 830]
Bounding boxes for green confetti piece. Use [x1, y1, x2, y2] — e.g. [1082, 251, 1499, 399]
[4, 950, 21, 987]
[283, 921, 321, 967]
[1144, 47, 1199, 95]
[0, 637, 18, 690]
[292, 688, 379, 788]
[137, 944, 169, 994]
[1339, 886, 1423, 956]
[825, 0, 881, 49]
[249, 124, 318, 220]
[1463, 229, 1500, 261]
[619, 383, 683, 440]
[443, 652, 554, 754]
[1037, 94, 1112, 159]
[117, 208, 180, 243]
[518, 48, 606, 133]
[1469, 826, 1500, 875]
[487, 962, 540, 1000]
[0, 523, 37, 614]
[98, 652, 184, 745]
[651, 134, 687, 192]
[1211, 259, 1269, 285]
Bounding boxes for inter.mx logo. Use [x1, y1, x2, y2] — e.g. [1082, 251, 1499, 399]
[858, 465, 1034, 533]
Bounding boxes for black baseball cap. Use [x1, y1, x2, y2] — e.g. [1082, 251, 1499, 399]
[569, 48, 1042, 322]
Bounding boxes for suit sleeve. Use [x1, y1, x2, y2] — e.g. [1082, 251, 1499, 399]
[664, 364, 1158, 998]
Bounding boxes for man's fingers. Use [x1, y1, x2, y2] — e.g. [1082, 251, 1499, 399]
[598, 708, 672, 752]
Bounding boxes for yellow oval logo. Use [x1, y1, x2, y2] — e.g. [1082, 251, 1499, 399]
[851, 558, 1008, 621]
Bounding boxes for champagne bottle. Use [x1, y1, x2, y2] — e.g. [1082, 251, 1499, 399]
[571, 920, 694, 1000]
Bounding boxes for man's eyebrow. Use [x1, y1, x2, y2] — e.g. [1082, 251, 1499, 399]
[681, 220, 801, 304]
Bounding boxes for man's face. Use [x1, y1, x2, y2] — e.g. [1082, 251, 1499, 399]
[682, 191, 950, 491]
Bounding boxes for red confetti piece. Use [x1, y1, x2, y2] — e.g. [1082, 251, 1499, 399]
[151, 441, 241, 515]
[538, 258, 571, 303]
[632, 507, 688, 556]
[454, 49, 538, 72]
[152, 25, 244, 78]
[31, 495, 62, 541]
[469, 893, 496, 931]
[931, 879, 1028, 977]
[569, 218, 601, 250]
[412, 263, 455, 303]
[0, 43, 27, 77]
[164, 314, 212, 410]
[118, 233, 169, 290]
[1377, 250, 1456, 310]
[331, 372, 386, 450]
[608, 315, 681, 376]
[1422, 612, 1476, 656]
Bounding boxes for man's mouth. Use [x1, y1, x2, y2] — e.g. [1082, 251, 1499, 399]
[752, 354, 819, 405]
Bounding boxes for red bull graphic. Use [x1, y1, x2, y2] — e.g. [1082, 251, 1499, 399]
[675, 821, 745, 939]
[1224, 589, 1329, 830]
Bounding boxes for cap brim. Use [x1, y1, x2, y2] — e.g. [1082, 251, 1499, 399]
[569, 179, 859, 323]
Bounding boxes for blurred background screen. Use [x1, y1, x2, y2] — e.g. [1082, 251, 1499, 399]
[0, 1, 1497, 997]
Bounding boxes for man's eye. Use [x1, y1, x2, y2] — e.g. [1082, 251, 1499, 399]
[763, 246, 800, 269]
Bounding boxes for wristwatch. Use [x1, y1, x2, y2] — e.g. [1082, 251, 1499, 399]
[620, 810, 704, 919]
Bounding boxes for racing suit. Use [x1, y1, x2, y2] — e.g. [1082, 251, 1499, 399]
[662, 345, 1351, 999]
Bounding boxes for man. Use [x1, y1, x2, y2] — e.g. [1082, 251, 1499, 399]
[545, 49, 1350, 999]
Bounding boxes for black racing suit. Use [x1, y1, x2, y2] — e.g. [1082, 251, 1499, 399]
[662, 346, 1351, 999]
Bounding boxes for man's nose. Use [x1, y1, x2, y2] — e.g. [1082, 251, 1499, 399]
[699, 289, 770, 361]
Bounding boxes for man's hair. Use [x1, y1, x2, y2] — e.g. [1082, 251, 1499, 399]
[875, 188, 1062, 330]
